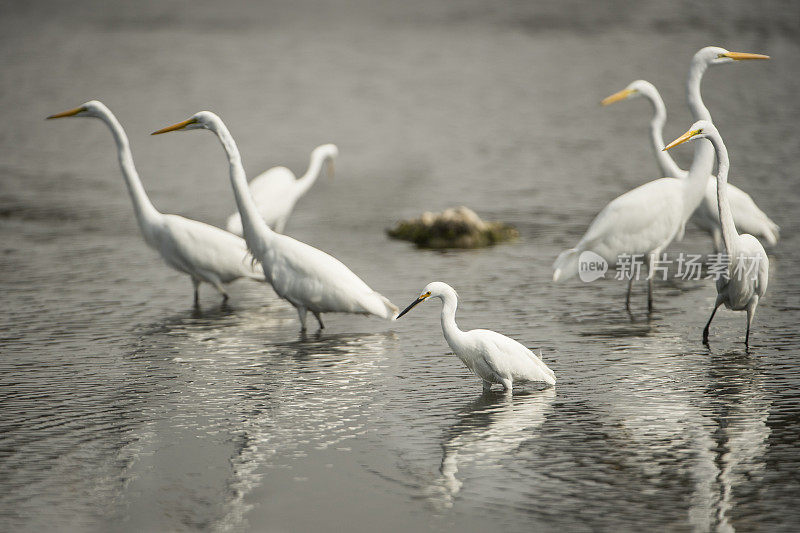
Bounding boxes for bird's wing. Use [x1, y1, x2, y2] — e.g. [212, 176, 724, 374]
[265, 234, 393, 316]
[474, 330, 556, 385]
[578, 178, 683, 261]
[726, 183, 779, 245]
[226, 166, 298, 232]
[737, 234, 769, 298]
[160, 215, 262, 280]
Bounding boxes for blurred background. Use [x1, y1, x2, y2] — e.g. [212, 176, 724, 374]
[2, 1, 799, 531]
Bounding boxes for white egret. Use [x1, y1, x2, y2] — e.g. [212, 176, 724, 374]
[225, 144, 338, 236]
[152, 112, 398, 330]
[396, 282, 555, 392]
[665, 121, 768, 347]
[47, 101, 263, 305]
[602, 79, 778, 251]
[553, 48, 768, 311]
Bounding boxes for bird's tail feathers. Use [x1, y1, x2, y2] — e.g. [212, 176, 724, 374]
[552, 248, 580, 282]
[374, 293, 399, 320]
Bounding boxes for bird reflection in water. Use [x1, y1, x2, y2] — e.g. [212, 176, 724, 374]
[426, 388, 556, 509]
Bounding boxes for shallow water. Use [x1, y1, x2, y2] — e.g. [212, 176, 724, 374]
[2, 1, 800, 531]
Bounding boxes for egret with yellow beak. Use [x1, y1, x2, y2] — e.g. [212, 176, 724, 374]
[152, 111, 397, 330]
[664, 120, 769, 347]
[47, 101, 264, 305]
[397, 282, 555, 393]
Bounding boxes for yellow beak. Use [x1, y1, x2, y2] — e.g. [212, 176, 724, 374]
[151, 118, 197, 135]
[663, 128, 701, 151]
[721, 52, 770, 61]
[47, 106, 85, 119]
[601, 88, 635, 106]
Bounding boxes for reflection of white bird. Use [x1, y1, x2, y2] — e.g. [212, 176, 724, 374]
[47, 101, 263, 305]
[553, 48, 768, 313]
[396, 282, 555, 392]
[225, 144, 338, 236]
[602, 78, 778, 251]
[665, 121, 768, 346]
[430, 388, 555, 509]
[152, 112, 398, 330]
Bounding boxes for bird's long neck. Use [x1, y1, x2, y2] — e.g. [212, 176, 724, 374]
[98, 109, 161, 232]
[211, 120, 274, 248]
[439, 292, 464, 350]
[709, 133, 738, 254]
[644, 89, 684, 178]
[687, 56, 713, 122]
[295, 149, 327, 197]
[681, 137, 715, 221]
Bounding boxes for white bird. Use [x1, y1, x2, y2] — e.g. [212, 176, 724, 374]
[396, 282, 555, 392]
[602, 78, 778, 251]
[151, 112, 398, 330]
[665, 121, 768, 347]
[225, 144, 338, 236]
[47, 101, 263, 305]
[553, 47, 768, 312]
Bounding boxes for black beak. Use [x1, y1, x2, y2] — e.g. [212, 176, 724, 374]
[396, 297, 426, 319]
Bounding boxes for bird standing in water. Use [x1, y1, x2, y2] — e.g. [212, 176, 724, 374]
[47, 101, 263, 306]
[397, 282, 555, 392]
[152, 112, 397, 330]
[665, 121, 768, 347]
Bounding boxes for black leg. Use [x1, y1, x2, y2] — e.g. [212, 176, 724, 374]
[703, 299, 723, 345]
[313, 311, 325, 330]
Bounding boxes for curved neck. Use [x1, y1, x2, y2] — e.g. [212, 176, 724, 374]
[681, 137, 715, 222]
[687, 57, 712, 122]
[295, 150, 327, 197]
[438, 292, 463, 348]
[644, 89, 684, 178]
[709, 134, 737, 253]
[210, 119, 274, 246]
[98, 110, 161, 230]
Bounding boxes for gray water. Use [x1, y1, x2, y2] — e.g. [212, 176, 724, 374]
[2, 1, 800, 531]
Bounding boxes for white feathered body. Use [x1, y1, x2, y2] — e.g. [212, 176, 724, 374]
[249, 232, 397, 319]
[144, 214, 263, 285]
[553, 178, 685, 281]
[718, 234, 769, 312]
[692, 175, 779, 250]
[226, 166, 299, 235]
[446, 328, 556, 387]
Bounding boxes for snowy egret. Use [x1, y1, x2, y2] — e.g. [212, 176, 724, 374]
[396, 282, 555, 392]
[47, 101, 263, 305]
[225, 144, 338, 236]
[665, 121, 768, 346]
[602, 78, 778, 250]
[553, 47, 768, 312]
[152, 112, 398, 330]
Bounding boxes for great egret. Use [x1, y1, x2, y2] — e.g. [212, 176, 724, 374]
[47, 101, 263, 305]
[152, 112, 398, 330]
[553, 47, 768, 312]
[602, 79, 778, 251]
[225, 144, 338, 236]
[396, 282, 555, 392]
[665, 121, 768, 347]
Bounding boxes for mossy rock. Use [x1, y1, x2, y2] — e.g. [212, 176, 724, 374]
[387, 206, 518, 249]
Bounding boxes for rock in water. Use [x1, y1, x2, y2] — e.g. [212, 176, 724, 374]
[387, 206, 518, 249]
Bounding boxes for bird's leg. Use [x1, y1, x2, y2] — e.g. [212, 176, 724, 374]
[296, 306, 308, 331]
[313, 311, 325, 330]
[745, 296, 758, 348]
[192, 278, 200, 307]
[625, 276, 634, 311]
[646, 253, 655, 313]
[703, 296, 724, 345]
[482, 380, 493, 393]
